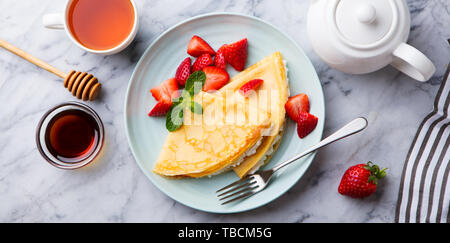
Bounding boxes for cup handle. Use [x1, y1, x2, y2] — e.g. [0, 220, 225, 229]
[391, 43, 436, 82]
[42, 13, 65, 29]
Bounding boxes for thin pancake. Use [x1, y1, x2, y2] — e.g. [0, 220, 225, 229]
[153, 91, 271, 177]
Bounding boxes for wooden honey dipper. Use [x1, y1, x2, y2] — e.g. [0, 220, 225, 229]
[0, 38, 101, 101]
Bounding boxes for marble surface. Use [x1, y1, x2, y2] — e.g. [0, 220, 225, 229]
[0, 0, 448, 223]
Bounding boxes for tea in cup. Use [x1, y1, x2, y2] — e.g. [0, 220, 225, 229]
[43, 0, 138, 55]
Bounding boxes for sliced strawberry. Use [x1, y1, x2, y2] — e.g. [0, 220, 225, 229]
[202, 66, 230, 92]
[187, 35, 216, 57]
[214, 45, 227, 70]
[150, 78, 180, 105]
[150, 86, 170, 104]
[175, 57, 191, 86]
[148, 102, 172, 117]
[285, 94, 310, 122]
[223, 38, 248, 71]
[296, 112, 318, 139]
[192, 53, 213, 72]
[239, 79, 264, 97]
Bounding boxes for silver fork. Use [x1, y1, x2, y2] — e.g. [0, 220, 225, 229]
[216, 117, 368, 205]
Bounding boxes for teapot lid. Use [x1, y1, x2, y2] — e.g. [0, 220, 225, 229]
[334, 0, 398, 46]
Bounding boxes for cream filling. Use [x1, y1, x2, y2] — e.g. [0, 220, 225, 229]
[248, 132, 282, 174]
[284, 60, 290, 97]
[208, 136, 264, 177]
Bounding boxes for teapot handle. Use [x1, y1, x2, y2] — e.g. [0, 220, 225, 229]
[391, 43, 435, 82]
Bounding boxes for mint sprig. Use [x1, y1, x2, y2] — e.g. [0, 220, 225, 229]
[185, 71, 206, 96]
[165, 71, 205, 132]
[166, 104, 184, 132]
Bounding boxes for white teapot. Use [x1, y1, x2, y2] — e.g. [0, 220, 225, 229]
[307, 0, 435, 82]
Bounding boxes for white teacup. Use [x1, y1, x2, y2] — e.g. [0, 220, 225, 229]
[43, 0, 138, 55]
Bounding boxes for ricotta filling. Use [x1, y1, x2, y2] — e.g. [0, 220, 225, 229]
[208, 136, 264, 177]
[284, 60, 290, 97]
[248, 132, 282, 174]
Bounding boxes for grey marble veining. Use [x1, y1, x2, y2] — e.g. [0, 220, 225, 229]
[0, 0, 448, 223]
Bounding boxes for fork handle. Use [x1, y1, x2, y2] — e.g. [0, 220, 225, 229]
[271, 117, 368, 173]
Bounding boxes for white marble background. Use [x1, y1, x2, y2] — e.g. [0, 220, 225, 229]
[0, 0, 448, 223]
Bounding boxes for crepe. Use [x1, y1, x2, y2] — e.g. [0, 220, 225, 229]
[153, 52, 288, 178]
[153, 91, 271, 178]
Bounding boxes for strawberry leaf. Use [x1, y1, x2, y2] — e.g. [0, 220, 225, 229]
[364, 161, 388, 184]
[368, 175, 378, 185]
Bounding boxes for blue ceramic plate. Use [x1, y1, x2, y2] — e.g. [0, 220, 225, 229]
[124, 13, 324, 213]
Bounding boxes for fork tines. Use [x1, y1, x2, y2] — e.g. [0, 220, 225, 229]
[216, 175, 259, 205]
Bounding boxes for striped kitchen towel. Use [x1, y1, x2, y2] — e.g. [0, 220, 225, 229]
[395, 65, 450, 223]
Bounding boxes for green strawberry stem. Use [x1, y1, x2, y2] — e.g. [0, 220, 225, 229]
[364, 161, 387, 185]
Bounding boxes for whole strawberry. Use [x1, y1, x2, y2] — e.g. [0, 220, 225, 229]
[338, 162, 387, 198]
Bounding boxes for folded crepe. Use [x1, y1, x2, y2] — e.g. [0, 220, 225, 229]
[153, 91, 271, 178]
[153, 52, 288, 178]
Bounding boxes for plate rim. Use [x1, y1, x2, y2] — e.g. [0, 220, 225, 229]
[124, 12, 325, 214]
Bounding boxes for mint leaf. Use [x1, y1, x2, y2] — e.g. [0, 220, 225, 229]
[166, 104, 184, 132]
[185, 71, 206, 96]
[179, 90, 191, 101]
[172, 97, 184, 107]
[164, 72, 205, 132]
[190, 101, 203, 114]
